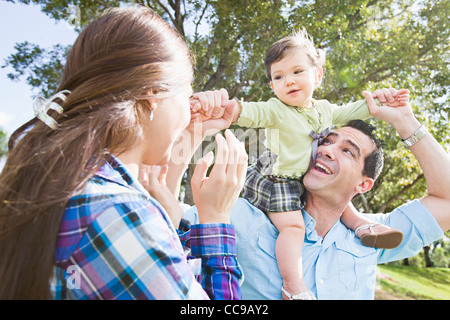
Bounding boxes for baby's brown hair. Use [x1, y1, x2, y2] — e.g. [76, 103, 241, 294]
[265, 28, 326, 81]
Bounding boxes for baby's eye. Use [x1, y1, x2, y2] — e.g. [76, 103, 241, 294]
[294, 70, 303, 74]
[274, 75, 282, 80]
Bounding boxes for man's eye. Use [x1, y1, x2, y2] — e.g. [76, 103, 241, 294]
[344, 149, 353, 156]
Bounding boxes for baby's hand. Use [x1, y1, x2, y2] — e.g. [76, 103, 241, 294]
[371, 88, 410, 108]
[190, 89, 228, 122]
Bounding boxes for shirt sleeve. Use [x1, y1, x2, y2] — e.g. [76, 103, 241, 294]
[177, 220, 242, 300]
[67, 201, 242, 300]
[363, 200, 444, 264]
[190, 224, 242, 300]
[236, 98, 286, 128]
[331, 99, 371, 126]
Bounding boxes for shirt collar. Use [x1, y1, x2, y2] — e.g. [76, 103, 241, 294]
[95, 154, 151, 198]
[302, 209, 349, 246]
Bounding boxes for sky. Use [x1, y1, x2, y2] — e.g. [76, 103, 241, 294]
[0, 1, 78, 137]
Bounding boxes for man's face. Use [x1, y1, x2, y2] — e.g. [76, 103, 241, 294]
[303, 126, 376, 200]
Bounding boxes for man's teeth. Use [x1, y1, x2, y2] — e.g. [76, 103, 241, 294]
[315, 163, 331, 174]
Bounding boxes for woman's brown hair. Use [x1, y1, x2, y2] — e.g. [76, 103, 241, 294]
[0, 6, 193, 299]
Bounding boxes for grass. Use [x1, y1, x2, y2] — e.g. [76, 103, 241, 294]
[375, 264, 450, 300]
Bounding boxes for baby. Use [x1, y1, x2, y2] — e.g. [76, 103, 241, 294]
[191, 29, 405, 300]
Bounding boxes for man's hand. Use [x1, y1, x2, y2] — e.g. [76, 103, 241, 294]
[188, 89, 241, 137]
[363, 88, 421, 138]
[190, 88, 229, 121]
[371, 88, 410, 108]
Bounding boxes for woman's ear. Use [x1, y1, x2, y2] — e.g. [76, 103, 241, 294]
[147, 99, 158, 121]
[149, 99, 157, 111]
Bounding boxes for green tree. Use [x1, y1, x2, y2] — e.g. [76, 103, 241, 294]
[0, 129, 7, 160]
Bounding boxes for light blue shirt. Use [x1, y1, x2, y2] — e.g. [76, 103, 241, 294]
[183, 198, 443, 300]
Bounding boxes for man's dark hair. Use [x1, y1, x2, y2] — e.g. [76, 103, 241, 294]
[343, 120, 384, 181]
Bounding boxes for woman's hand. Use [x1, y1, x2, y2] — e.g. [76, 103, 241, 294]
[139, 164, 183, 228]
[191, 129, 248, 224]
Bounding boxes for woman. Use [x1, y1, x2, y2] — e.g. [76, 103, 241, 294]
[0, 7, 247, 300]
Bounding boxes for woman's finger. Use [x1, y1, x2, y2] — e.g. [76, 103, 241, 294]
[158, 164, 168, 186]
[210, 133, 228, 178]
[191, 151, 214, 190]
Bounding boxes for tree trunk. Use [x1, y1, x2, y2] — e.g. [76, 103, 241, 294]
[183, 163, 196, 206]
[423, 246, 433, 267]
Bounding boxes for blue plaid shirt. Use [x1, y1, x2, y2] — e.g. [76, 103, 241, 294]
[51, 155, 242, 300]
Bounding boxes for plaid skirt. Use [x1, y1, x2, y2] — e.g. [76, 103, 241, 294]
[241, 150, 305, 213]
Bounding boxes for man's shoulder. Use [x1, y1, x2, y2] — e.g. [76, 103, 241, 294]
[231, 199, 278, 238]
[366, 200, 444, 264]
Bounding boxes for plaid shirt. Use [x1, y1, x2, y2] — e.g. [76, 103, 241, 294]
[51, 155, 242, 300]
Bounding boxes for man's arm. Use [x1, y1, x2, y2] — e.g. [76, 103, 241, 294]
[363, 89, 450, 232]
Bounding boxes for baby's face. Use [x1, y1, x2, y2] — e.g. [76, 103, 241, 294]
[269, 49, 322, 108]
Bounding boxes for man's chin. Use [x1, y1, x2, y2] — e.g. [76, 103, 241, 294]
[303, 173, 341, 196]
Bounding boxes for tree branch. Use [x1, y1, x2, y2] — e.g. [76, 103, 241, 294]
[154, 0, 186, 36]
[202, 32, 243, 90]
[193, 2, 210, 44]
[378, 173, 424, 213]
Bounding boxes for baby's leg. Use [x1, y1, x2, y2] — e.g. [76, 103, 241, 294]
[341, 203, 403, 249]
[268, 210, 308, 299]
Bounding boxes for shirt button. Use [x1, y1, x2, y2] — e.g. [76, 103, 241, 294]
[355, 248, 360, 253]
[319, 279, 324, 285]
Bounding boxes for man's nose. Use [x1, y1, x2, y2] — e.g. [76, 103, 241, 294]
[319, 144, 335, 160]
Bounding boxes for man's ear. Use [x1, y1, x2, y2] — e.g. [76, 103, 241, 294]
[356, 177, 374, 195]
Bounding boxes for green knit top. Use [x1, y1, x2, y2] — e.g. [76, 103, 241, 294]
[236, 97, 370, 178]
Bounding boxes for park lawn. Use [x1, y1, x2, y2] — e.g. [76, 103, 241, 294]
[375, 264, 450, 300]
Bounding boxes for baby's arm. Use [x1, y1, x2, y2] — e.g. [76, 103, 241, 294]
[192, 92, 286, 131]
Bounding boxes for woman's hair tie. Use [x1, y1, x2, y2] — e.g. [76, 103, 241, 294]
[33, 90, 71, 130]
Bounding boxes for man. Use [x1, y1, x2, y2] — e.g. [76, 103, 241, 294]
[183, 88, 449, 299]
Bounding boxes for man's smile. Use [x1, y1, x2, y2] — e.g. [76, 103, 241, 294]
[313, 160, 333, 175]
